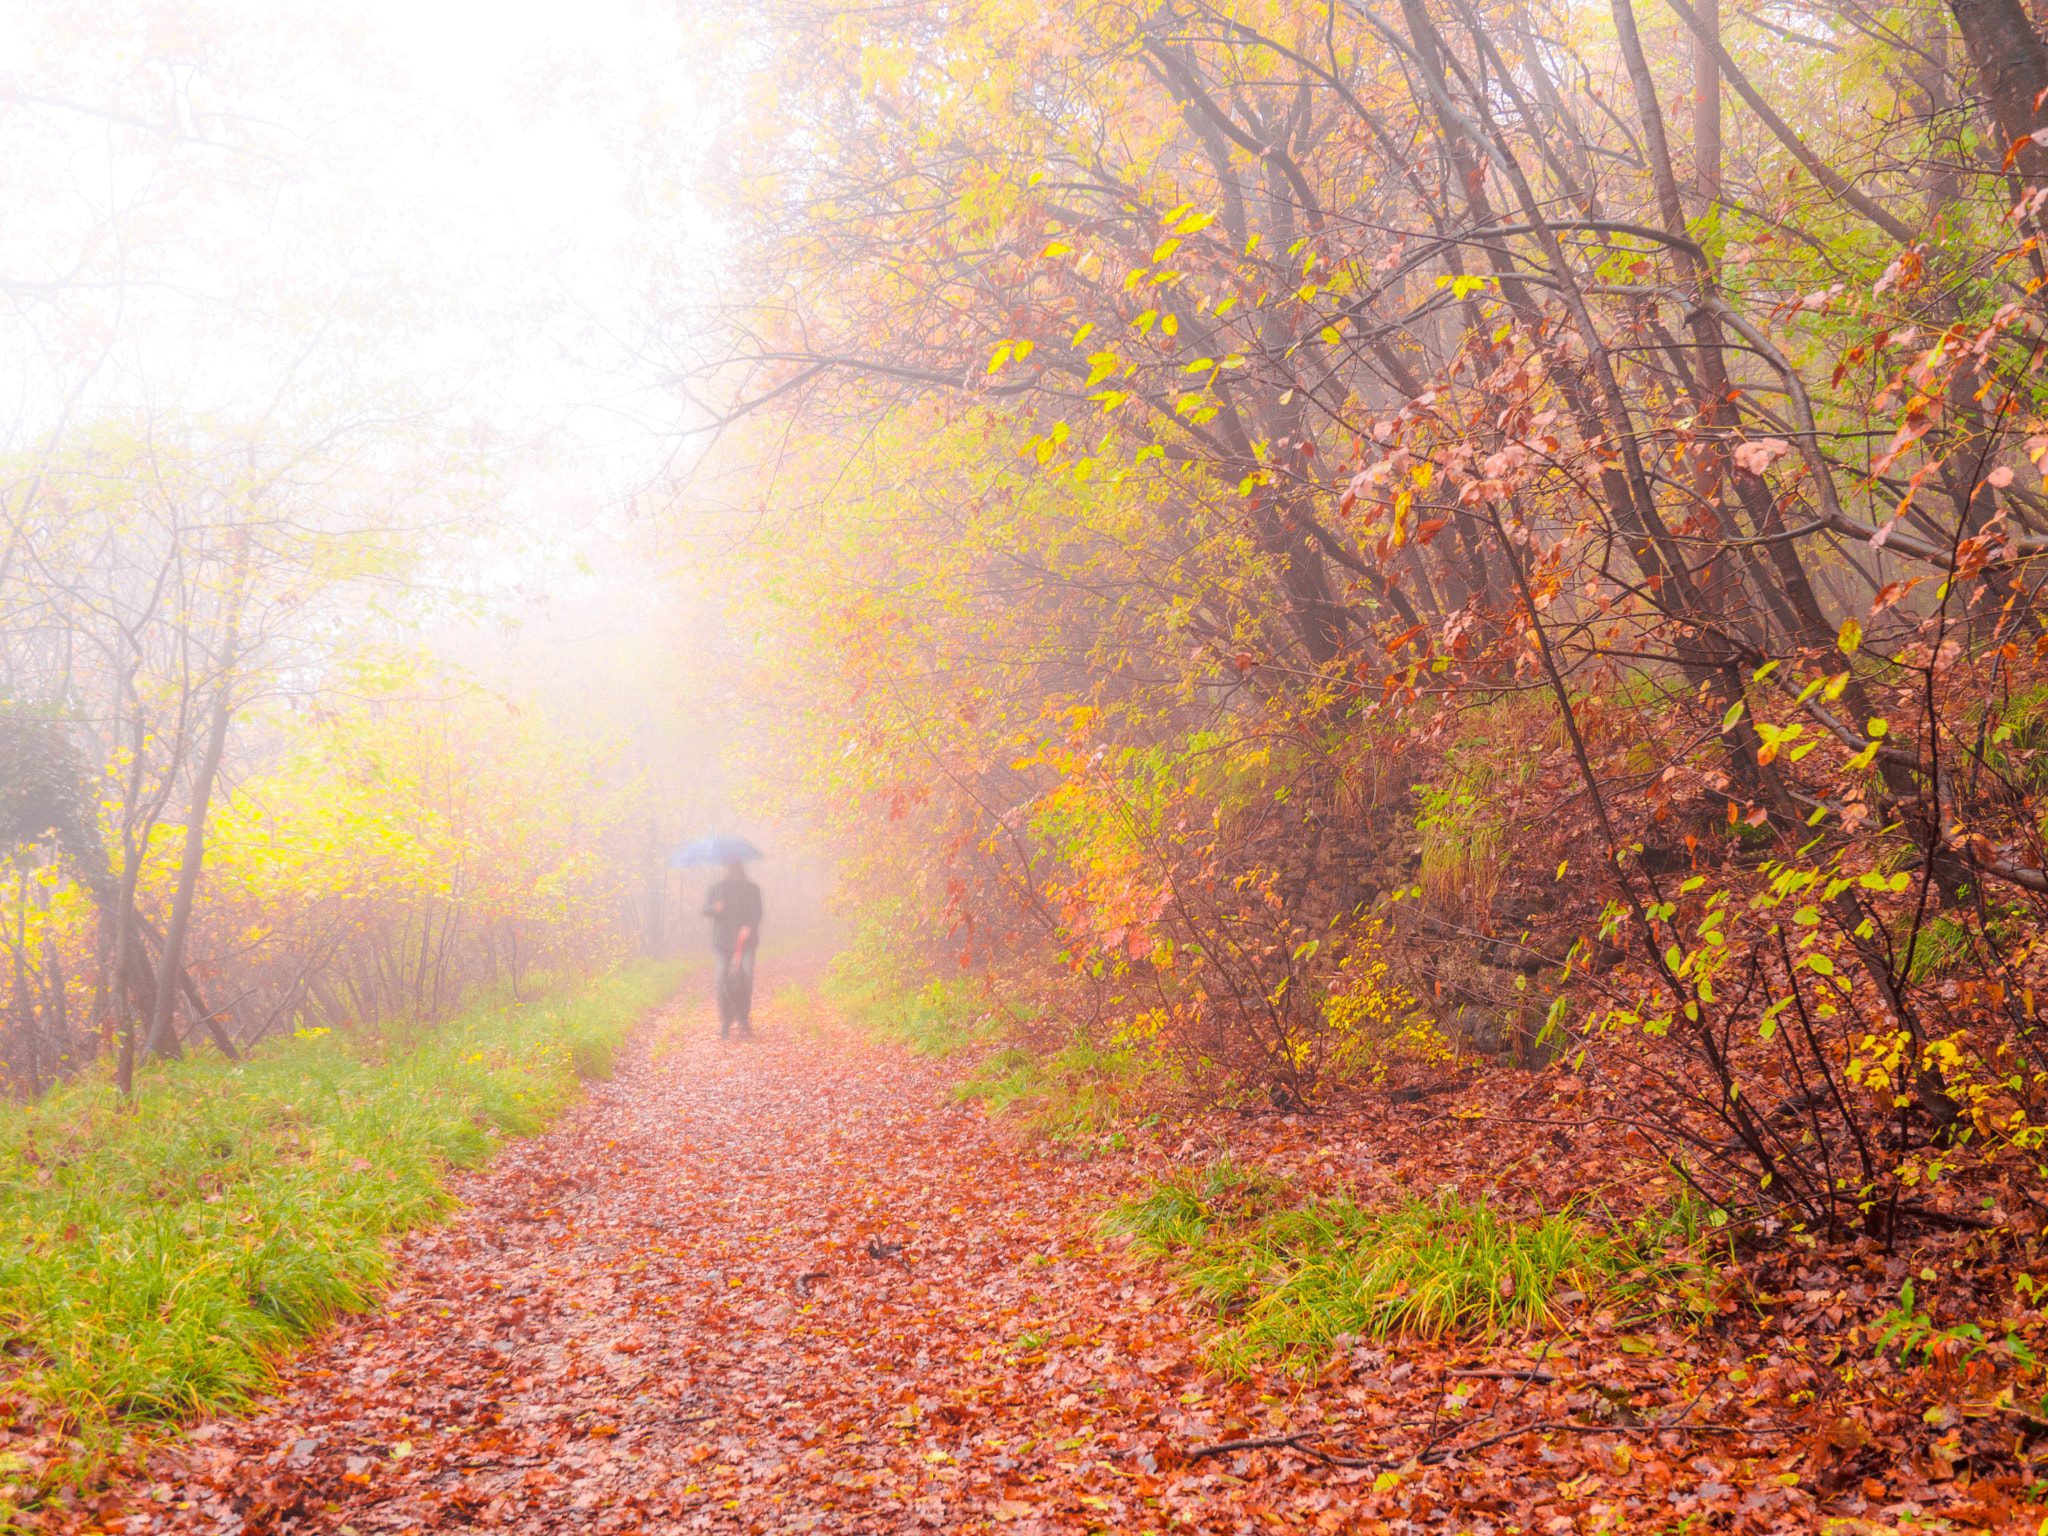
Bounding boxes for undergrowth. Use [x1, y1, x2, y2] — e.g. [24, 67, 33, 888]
[1104, 1158, 1712, 1373]
[773, 983, 828, 1039]
[0, 957, 686, 1494]
[824, 920, 1035, 1057]
[956, 1030, 1174, 1144]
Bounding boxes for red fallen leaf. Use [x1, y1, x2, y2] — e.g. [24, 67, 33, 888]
[74, 987, 2028, 1536]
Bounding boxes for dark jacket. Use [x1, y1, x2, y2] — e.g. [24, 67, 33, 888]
[703, 875, 762, 955]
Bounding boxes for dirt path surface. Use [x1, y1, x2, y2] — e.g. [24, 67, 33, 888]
[109, 988, 1232, 1535]
[90, 986, 2006, 1535]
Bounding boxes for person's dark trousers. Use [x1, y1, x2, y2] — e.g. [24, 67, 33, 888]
[715, 947, 758, 1037]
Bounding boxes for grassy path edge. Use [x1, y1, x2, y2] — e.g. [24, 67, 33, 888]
[0, 959, 692, 1509]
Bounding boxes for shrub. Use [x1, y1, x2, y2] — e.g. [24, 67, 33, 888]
[1105, 1166, 1668, 1373]
[957, 1029, 1170, 1142]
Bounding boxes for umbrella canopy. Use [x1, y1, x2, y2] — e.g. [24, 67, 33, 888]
[667, 835, 765, 868]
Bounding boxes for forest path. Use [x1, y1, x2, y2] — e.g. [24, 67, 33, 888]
[87, 979, 1904, 1535]
[112, 978, 1257, 1536]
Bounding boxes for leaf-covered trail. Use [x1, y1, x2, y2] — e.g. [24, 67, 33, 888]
[111, 988, 1235, 1535]
[94, 987, 1990, 1535]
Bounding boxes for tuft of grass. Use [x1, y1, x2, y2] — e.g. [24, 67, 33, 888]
[956, 1029, 1169, 1142]
[1416, 753, 1536, 915]
[773, 983, 827, 1039]
[569, 1032, 617, 1081]
[0, 958, 686, 1443]
[821, 913, 1043, 1056]
[1901, 911, 1975, 982]
[1105, 1165, 1656, 1373]
[847, 977, 996, 1056]
[1977, 682, 2048, 793]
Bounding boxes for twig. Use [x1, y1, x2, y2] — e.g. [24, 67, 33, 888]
[1895, 1201, 2004, 1232]
[1452, 1369, 1558, 1384]
[1185, 1415, 1768, 1474]
[1185, 1433, 1317, 1457]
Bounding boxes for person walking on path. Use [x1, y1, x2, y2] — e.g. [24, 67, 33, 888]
[703, 860, 762, 1037]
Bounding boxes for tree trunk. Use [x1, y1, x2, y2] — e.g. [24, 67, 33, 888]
[41, 934, 68, 1077]
[1950, 0, 2048, 179]
[144, 530, 249, 1063]
[142, 681, 239, 1061]
[112, 864, 150, 1093]
[645, 817, 665, 957]
[1692, 0, 1721, 205]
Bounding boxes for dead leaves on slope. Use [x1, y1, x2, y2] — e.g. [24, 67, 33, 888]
[33, 991, 2048, 1536]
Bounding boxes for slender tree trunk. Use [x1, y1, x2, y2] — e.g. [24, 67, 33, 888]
[1692, 0, 1721, 206]
[112, 856, 149, 1094]
[34, 871, 68, 1079]
[12, 874, 40, 1098]
[1949, 0, 2048, 179]
[645, 816, 664, 957]
[145, 531, 249, 1063]
[41, 937, 68, 1078]
[142, 681, 239, 1061]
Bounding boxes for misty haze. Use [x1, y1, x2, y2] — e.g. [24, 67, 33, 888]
[3, 0, 2047, 1527]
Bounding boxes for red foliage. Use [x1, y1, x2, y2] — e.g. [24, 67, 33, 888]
[30, 988, 2048, 1534]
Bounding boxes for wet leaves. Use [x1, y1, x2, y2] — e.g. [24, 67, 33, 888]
[14, 986, 2044, 1533]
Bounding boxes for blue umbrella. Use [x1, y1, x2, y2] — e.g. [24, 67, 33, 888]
[668, 835, 765, 868]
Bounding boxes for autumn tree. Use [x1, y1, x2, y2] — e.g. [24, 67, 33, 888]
[657, 0, 2048, 1226]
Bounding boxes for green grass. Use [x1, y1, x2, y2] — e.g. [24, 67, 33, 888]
[822, 919, 1032, 1057]
[957, 1030, 1169, 1143]
[842, 975, 1000, 1056]
[0, 958, 686, 1441]
[1901, 911, 1975, 982]
[773, 982, 828, 1039]
[1978, 681, 2048, 793]
[1103, 1160, 1653, 1373]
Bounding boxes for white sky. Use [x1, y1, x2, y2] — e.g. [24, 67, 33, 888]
[0, 0, 710, 607]
[356, 0, 700, 460]
[366, 0, 653, 270]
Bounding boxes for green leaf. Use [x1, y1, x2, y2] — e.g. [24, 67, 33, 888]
[1838, 617, 1862, 655]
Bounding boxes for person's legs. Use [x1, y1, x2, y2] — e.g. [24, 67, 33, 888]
[713, 951, 735, 1038]
[734, 948, 757, 1035]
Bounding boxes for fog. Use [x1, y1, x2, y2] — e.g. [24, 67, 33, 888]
[0, 0, 835, 1094]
